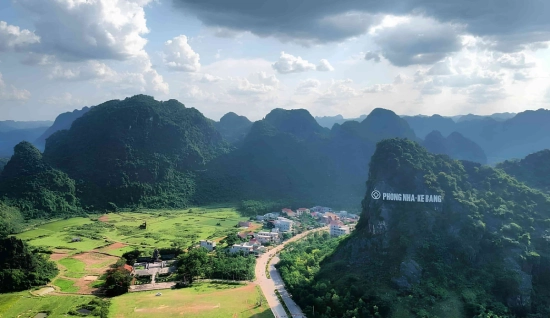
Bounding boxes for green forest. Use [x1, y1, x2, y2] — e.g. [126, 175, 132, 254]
[277, 139, 550, 318]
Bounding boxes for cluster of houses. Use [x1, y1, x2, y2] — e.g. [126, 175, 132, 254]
[194, 206, 360, 257]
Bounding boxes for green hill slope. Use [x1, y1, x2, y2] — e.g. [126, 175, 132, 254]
[0, 141, 80, 218]
[497, 149, 550, 195]
[43, 95, 230, 210]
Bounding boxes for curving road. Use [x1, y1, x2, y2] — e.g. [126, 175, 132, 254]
[255, 226, 328, 318]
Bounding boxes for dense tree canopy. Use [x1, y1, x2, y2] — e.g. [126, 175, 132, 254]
[0, 141, 80, 218]
[0, 237, 58, 292]
[279, 139, 550, 318]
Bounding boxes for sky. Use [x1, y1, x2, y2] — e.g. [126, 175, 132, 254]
[1, 0, 550, 121]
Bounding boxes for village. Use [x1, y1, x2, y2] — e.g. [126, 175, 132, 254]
[126, 206, 360, 291]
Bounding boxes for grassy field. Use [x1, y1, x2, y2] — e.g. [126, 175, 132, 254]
[53, 278, 79, 293]
[109, 282, 273, 318]
[16, 206, 252, 256]
[0, 292, 95, 318]
[58, 257, 87, 278]
[13, 206, 258, 295]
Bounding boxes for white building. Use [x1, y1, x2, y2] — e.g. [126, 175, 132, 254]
[230, 242, 254, 254]
[257, 235, 272, 244]
[330, 221, 350, 237]
[257, 231, 279, 243]
[199, 240, 216, 251]
[274, 217, 293, 232]
[296, 208, 310, 216]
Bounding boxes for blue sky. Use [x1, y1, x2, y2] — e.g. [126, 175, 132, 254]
[1, 0, 550, 121]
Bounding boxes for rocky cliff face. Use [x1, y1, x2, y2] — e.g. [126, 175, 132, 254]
[318, 138, 550, 317]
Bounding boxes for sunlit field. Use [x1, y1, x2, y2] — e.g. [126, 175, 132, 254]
[109, 282, 273, 318]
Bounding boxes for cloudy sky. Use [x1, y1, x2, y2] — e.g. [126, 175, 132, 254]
[1, 0, 550, 121]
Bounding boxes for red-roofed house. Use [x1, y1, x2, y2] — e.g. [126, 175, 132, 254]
[123, 264, 133, 272]
[282, 208, 296, 217]
[323, 213, 340, 224]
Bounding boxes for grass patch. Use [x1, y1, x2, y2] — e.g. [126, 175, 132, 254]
[58, 257, 86, 278]
[0, 292, 94, 318]
[109, 282, 274, 318]
[16, 207, 248, 253]
[53, 278, 79, 293]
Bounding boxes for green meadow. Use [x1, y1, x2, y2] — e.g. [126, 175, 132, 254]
[15, 206, 251, 256]
[0, 292, 95, 318]
[109, 282, 273, 318]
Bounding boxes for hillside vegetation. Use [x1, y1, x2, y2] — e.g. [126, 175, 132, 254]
[43, 95, 230, 210]
[497, 149, 550, 195]
[282, 138, 550, 318]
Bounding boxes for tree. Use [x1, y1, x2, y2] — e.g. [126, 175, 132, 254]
[104, 265, 132, 296]
[0, 202, 23, 238]
[0, 237, 58, 292]
[177, 247, 210, 284]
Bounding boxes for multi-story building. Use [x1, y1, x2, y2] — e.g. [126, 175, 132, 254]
[230, 242, 254, 254]
[274, 217, 293, 232]
[199, 240, 216, 251]
[330, 221, 350, 237]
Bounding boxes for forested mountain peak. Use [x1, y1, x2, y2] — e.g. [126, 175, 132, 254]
[215, 112, 253, 144]
[0, 142, 79, 218]
[358, 108, 418, 142]
[0, 141, 46, 179]
[262, 108, 328, 140]
[219, 112, 251, 125]
[42, 95, 229, 209]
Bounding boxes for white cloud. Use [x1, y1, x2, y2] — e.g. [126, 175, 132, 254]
[194, 73, 223, 83]
[495, 52, 535, 69]
[0, 21, 40, 52]
[316, 59, 334, 72]
[99, 56, 169, 95]
[393, 74, 406, 84]
[295, 78, 321, 95]
[420, 81, 443, 95]
[249, 71, 280, 87]
[49, 61, 116, 81]
[41, 92, 82, 106]
[363, 83, 393, 93]
[455, 85, 507, 104]
[272, 52, 316, 74]
[317, 79, 360, 105]
[15, 0, 154, 61]
[20, 53, 54, 66]
[229, 71, 280, 95]
[0, 73, 31, 101]
[163, 35, 201, 72]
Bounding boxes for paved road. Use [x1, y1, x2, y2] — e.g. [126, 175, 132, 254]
[255, 227, 328, 318]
